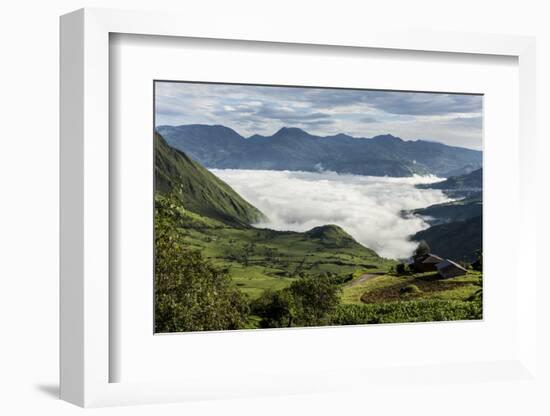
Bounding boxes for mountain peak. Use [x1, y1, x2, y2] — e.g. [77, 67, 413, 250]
[273, 127, 311, 138]
[306, 224, 352, 240]
[248, 133, 267, 140]
[157, 124, 244, 140]
[371, 134, 403, 143]
[326, 133, 354, 140]
[305, 224, 361, 248]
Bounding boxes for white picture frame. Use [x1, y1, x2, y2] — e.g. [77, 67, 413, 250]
[60, 7, 538, 408]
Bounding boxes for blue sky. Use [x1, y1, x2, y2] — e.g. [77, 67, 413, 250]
[155, 82, 483, 150]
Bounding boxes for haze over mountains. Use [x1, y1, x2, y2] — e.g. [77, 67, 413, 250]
[157, 124, 482, 178]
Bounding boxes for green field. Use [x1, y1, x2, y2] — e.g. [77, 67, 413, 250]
[341, 270, 482, 305]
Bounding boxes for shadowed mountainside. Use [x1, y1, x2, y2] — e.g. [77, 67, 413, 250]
[417, 168, 482, 195]
[410, 169, 482, 262]
[412, 215, 482, 262]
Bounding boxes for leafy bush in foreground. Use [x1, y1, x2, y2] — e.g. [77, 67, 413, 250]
[414, 240, 431, 257]
[400, 284, 422, 295]
[251, 289, 297, 328]
[252, 275, 341, 328]
[290, 276, 342, 326]
[155, 202, 249, 333]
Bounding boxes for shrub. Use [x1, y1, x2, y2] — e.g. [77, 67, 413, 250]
[327, 273, 353, 285]
[414, 240, 431, 257]
[253, 275, 342, 328]
[472, 250, 483, 271]
[399, 284, 421, 295]
[396, 263, 406, 275]
[289, 275, 342, 326]
[251, 289, 296, 328]
[154, 196, 250, 333]
[328, 299, 482, 326]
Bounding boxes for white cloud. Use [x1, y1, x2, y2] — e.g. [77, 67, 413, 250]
[211, 169, 451, 259]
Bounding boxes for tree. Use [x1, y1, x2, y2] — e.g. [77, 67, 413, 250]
[289, 276, 341, 327]
[154, 197, 249, 333]
[414, 240, 431, 257]
[472, 250, 483, 271]
[252, 276, 342, 328]
[252, 289, 296, 328]
[468, 275, 483, 301]
[395, 263, 406, 275]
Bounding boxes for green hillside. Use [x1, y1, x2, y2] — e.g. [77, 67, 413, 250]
[155, 132, 265, 227]
[156, 193, 386, 299]
[305, 224, 366, 248]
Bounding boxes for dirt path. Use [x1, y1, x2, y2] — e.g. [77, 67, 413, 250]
[345, 272, 383, 288]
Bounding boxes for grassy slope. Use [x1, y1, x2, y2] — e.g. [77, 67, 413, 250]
[335, 270, 482, 324]
[342, 271, 481, 305]
[155, 132, 265, 227]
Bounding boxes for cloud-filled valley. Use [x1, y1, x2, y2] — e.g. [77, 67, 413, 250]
[211, 169, 451, 259]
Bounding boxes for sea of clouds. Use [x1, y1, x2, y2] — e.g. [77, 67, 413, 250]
[211, 169, 451, 259]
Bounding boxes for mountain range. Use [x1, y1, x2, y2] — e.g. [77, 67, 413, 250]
[156, 124, 482, 178]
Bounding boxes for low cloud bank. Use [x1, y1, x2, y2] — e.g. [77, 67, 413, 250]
[212, 169, 450, 259]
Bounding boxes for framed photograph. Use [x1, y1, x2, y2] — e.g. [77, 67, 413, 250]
[60, 8, 538, 408]
[152, 80, 484, 334]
